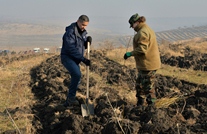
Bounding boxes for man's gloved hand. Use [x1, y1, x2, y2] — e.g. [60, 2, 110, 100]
[84, 36, 92, 49]
[87, 36, 92, 44]
[82, 58, 91, 66]
[124, 52, 132, 60]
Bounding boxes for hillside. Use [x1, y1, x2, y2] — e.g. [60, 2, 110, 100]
[0, 41, 207, 133]
[156, 25, 207, 44]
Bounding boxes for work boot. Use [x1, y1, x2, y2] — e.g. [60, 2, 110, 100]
[137, 104, 145, 111]
[63, 97, 79, 107]
[137, 96, 145, 106]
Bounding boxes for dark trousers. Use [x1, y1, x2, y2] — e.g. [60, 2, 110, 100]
[62, 58, 81, 98]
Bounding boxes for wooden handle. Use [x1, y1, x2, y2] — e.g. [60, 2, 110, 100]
[86, 42, 90, 102]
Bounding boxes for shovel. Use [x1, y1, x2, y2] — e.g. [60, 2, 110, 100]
[81, 41, 94, 117]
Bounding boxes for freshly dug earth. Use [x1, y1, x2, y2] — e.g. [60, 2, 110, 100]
[161, 45, 207, 71]
[29, 50, 207, 134]
[3, 50, 207, 133]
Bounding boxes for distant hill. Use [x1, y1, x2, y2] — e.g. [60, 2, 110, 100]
[0, 22, 63, 51]
[156, 25, 207, 44]
[0, 22, 207, 52]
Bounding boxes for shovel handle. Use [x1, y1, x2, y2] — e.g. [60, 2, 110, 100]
[86, 42, 90, 103]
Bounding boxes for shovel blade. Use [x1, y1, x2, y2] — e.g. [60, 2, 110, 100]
[81, 103, 94, 117]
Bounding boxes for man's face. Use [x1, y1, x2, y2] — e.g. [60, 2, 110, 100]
[131, 22, 138, 30]
[77, 20, 89, 31]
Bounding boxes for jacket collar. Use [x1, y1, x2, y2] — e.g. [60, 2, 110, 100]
[74, 23, 87, 38]
[134, 22, 146, 32]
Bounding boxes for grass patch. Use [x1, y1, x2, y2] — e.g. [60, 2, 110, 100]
[0, 53, 54, 133]
[155, 96, 179, 108]
[158, 64, 207, 84]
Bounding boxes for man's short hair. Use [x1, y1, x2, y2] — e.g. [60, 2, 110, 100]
[78, 15, 89, 22]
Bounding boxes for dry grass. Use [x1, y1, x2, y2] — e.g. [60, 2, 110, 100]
[106, 42, 207, 85]
[159, 39, 207, 57]
[159, 44, 184, 57]
[185, 38, 207, 53]
[158, 64, 207, 84]
[106, 47, 135, 67]
[155, 96, 180, 108]
[0, 53, 54, 133]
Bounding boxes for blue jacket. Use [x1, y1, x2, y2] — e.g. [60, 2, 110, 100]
[61, 22, 87, 64]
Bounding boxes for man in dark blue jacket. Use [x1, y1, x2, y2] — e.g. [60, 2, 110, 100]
[61, 15, 92, 106]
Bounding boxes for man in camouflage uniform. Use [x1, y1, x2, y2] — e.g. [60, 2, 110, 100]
[124, 13, 161, 106]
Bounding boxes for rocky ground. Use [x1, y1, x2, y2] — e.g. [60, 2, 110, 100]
[2, 49, 207, 134]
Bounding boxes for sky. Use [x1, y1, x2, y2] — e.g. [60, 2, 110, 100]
[1, 0, 207, 34]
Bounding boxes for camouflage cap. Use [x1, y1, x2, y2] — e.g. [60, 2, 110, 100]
[128, 13, 140, 28]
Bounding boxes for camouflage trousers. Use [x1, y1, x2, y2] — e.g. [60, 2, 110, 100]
[135, 70, 157, 106]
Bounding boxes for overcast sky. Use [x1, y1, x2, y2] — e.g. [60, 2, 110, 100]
[1, 0, 207, 34]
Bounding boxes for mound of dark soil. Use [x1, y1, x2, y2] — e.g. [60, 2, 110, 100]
[27, 50, 207, 134]
[161, 45, 207, 71]
[3, 50, 207, 134]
